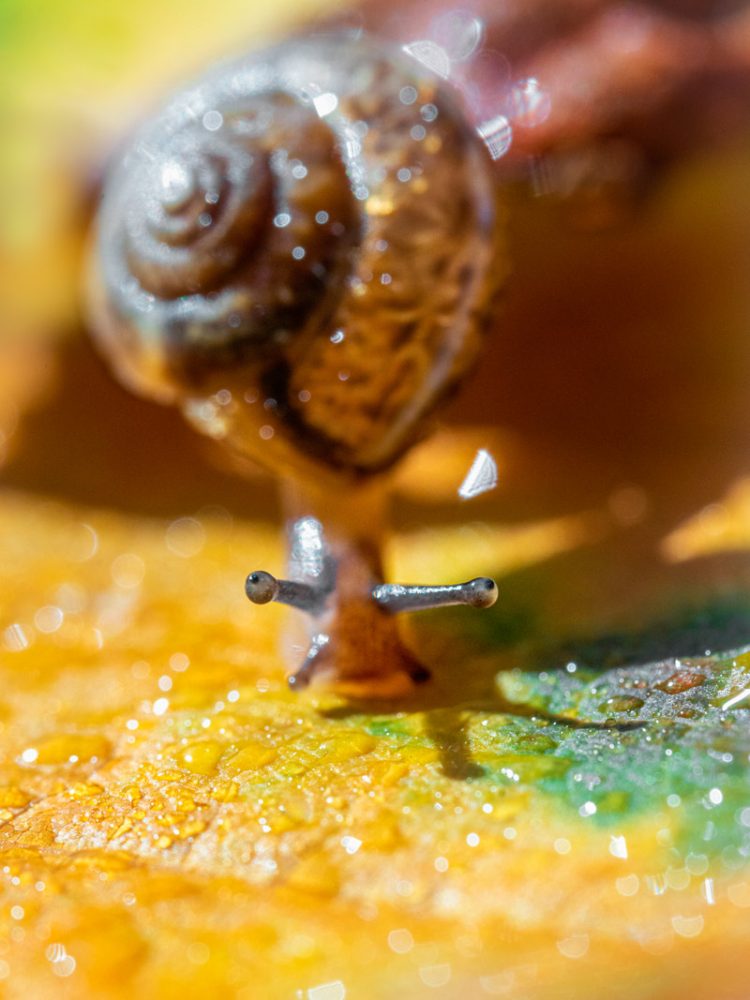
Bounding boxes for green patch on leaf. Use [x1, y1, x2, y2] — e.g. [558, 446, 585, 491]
[489, 648, 750, 854]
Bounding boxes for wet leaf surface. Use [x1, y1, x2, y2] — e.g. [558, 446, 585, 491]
[0, 492, 749, 999]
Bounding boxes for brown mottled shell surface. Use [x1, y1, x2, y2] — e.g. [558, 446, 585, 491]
[89, 34, 505, 476]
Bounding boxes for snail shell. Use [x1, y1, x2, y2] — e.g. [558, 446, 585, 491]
[89, 34, 505, 476]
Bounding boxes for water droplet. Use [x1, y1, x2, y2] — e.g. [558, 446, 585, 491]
[477, 116, 513, 161]
[728, 881, 750, 907]
[430, 11, 484, 61]
[341, 835, 362, 855]
[159, 160, 195, 209]
[174, 739, 225, 776]
[4, 623, 31, 652]
[313, 93, 338, 117]
[655, 670, 705, 694]
[510, 78, 551, 128]
[222, 740, 276, 773]
[598, 695, 644, 713]
[28, 734, 110, 765]
[170, 651, 190, 672]
[165, 518, 205, 558]
[388, 928, 414, 954]
[404, 40, 451, 79]
[46, 943, 76, 978]
[616, 874, 639, 896]
[419, 964, 451, 988]
[671, 914, 704, 939]
[202, 109, 223, 131]
[111, 553, 145, 589]
[0, 786, 30, 808]
[458, 448, 499, 499]
[609, 835, 628, 859]
[307, 982, 346, 1000]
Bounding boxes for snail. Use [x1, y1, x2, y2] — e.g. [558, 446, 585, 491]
[87, 32, 504, 695]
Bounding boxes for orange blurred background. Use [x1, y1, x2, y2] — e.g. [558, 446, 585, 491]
[3, 0, 750, 656]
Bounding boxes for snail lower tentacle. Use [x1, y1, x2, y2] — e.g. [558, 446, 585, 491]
[88, 33, 504, 693]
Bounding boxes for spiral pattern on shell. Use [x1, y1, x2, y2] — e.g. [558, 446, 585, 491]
[89, 35, 505, 474]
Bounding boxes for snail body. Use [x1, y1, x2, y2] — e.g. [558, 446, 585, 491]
[88, 33, 504, 692]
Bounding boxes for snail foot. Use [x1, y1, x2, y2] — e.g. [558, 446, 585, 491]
[287, 632, 430, 698]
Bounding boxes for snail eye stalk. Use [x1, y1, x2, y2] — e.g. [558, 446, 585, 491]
[245, 570, 326, 615]
[372, 578, 498, 612]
